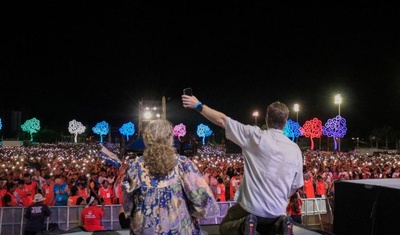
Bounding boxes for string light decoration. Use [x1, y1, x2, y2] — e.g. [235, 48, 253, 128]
[92, 121, 109, 143]
[173, 123, 186, 141]
[119, 122, 135, 141]
[283, 119, 302, 142]
[322, 115, 347, 151]
[196, 123, 213, 145]
[68, 119, 86, 143]
[300, 117, 322, 151]
[21, 117, 41, 142]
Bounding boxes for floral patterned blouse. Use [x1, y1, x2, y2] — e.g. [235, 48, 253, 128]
[122, 154, 220, 235]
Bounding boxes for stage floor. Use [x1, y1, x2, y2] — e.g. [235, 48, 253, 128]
[54, 224, 332, 235]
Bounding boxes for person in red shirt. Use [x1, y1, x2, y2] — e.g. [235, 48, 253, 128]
[78, 182, 89, 200]
[3, 182, 19, 207]
[303, 174, 315, 199]
[42, 174, 55, 206]
[23, 172, 37, 204]
[81, 196, 105, 231]
[16, 179, 31, 206]
[216, 177, 226, 202]
[286, 192, 303, 224]
[0, 179, 7, 207]
[98, 180, 113, 205]
[315, 175, 326, 198]
[67, 186, 86, 206]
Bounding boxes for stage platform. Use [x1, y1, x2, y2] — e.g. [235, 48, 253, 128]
[44, 224, 333, 235]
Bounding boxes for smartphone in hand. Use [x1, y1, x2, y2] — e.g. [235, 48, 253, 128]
[183, 87, 193, 96]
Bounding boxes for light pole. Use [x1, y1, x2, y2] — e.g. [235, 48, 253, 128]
[293, 104, 299, 143]
[335, 94, 342, 116]
[293, 104, 299, 122]
[334, 94, 342, 151]
[252, 111, 259, 126]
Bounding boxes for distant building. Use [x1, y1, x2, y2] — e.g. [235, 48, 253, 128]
[0, 110, 22, 139]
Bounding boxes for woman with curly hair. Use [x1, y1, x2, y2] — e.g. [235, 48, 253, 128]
[121, 119, 219, 235]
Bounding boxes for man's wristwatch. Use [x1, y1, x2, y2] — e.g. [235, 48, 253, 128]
[195, 102, 204, 112]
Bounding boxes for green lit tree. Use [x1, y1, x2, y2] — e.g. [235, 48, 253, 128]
[92, 121, 109, 143]
[68, 119, 86, 143]
[21, 117, 41, 142]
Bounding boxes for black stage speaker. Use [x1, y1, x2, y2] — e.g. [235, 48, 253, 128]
[333, 179, 400, 235]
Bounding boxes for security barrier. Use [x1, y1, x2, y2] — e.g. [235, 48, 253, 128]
[0, 205, 121, 235]
[301, 198, 332, 230]
[0, 199, 330, 235]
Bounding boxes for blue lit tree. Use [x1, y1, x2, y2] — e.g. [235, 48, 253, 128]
[21, 117, 41, 142]
[322, 115, 347, 151]
[283, 119, 302, 142]
[0, 118, 2, 131]
[68, 119, 86, 143]
[119, 122, 135, 141]
[92, 121, 109, 143]
[196, 123, 213, 145]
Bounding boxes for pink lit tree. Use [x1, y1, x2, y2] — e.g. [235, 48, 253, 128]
[300, 117, 322, 151]
[173, 123, 186, 141]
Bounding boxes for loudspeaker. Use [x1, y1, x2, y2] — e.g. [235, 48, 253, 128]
[333, 179, 400, 235]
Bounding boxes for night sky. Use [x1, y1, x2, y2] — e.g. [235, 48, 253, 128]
[2, 2, 400, 140]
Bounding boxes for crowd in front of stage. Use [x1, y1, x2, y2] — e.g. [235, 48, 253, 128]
[1, 142, 400, 208]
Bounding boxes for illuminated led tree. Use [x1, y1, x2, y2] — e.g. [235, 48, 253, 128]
[119, 122, 135, 141]
[21, 117, 41, 142]
[68, 119, 86, 143]
[173, 123, 186, 141]
[322, 115, 347, 151]
[92, 121, 109, 143]
[300, 117, 322, 151]
[0, 118, 2, 131]
[196, 123, 213, 145]
[283, 119, 302, 142]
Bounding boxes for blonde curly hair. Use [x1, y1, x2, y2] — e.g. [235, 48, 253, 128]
[142, 119, 177, 178]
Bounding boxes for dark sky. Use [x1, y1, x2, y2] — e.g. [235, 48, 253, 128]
[2, 2, 400, 140]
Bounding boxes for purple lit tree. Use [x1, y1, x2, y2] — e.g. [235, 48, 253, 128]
[196, 123, 213, 145]
[21, 117, 41, 142]
[92, 121, 109, 143]
[119, 122, 135, 141]
[173, 123, 186, 141]
[322, 115, 347, 151]
[68, 119, 86, 143]
[300, 117, 322, 151]
[283, 119, 302, 142]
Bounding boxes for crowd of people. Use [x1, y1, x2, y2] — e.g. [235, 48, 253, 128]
[1, 139, 400, 232]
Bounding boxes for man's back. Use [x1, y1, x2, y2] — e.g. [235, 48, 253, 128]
[226, 117, 304, 218]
